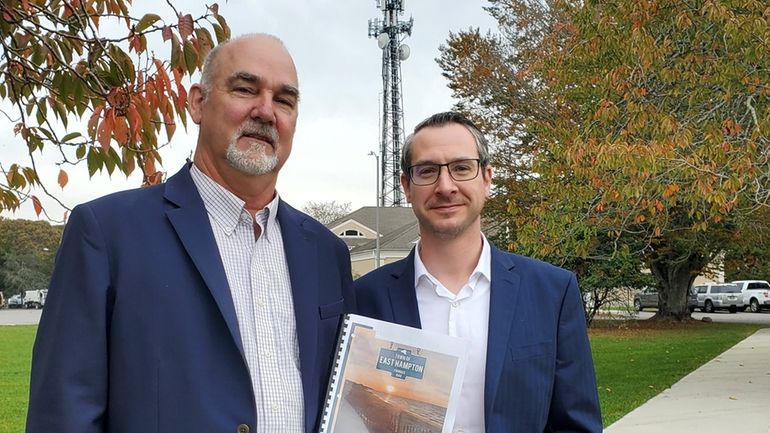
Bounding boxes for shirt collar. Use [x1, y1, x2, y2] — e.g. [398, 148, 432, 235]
[189, 164, 280, 236]
[413, 233, 492, 292]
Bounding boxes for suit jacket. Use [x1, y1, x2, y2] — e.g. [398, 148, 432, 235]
[26, 164, 356, 433]
[355, 246, 602, 433]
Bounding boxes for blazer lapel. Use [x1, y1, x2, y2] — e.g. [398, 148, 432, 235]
[163, 164, 244, 356]
[389, 249, 422, 328]
[276, 201, 319, 422]
[484, 247, 521, 422]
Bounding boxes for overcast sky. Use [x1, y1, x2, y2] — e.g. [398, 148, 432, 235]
[0, 0, 497, 221]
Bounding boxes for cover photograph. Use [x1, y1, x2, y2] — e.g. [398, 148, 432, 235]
[319, 314, 469, 433]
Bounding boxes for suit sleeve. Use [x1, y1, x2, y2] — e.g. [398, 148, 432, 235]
[26, 205, 111, 433]
[548, 274, 603, 433]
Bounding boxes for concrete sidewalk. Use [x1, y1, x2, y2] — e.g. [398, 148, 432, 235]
[605, 328, 770, 433]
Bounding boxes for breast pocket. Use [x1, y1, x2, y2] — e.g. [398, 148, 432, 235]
[318, 298, 345, 320]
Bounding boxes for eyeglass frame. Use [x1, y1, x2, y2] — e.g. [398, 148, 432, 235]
[406, 158, 483, 186]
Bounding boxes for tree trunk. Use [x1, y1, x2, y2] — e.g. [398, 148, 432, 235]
[648, 253, 707, 321]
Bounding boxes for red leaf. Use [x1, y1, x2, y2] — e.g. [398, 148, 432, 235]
[162, 26, 172, 42]
[129, 34, 142, 53]
[32, 195, 43, 217]
[97, 109, 114, 151]
[113, 116, 129, 144]
[176, 86, 187, 113]
[87, 105, 104, 138]
[127, 104, 141, 140]
[143, 156, 156, 175]
[58, 169, 69, 189]
[178, 14, 194, 40]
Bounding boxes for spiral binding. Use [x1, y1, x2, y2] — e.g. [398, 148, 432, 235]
[318, 314, 352, 433]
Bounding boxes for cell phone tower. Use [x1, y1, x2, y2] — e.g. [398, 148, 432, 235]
[368, 0, 413, 207]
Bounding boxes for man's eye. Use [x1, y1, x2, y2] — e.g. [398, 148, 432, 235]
[415, 166, 438, 176]
[276, 97, 296, 108]
[234, 87, 254, 94]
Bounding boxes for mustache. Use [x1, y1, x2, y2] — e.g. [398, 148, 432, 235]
[238, 121, 278, 145]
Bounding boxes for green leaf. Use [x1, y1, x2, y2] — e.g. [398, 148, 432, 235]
[76, 144, 86, 160]
[212, 23, 226, 44]
[104, 147, 117, 175]
[36, 106, 46, 126]
[38, 127, 54, 142]
[170, 35, 182, 69]
[55, 100, 69, 128]
[183, 40, 199, 75]
[87, 148, 101, 177]
[135, 13, 161, 33]
[62, 132, 81, 143]
[110, 45, 135, 83]
[31, 44, 46, 66]
[216, 15, 230, 39]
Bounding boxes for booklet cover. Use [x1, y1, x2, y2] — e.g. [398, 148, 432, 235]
[319, 314, 469, 433]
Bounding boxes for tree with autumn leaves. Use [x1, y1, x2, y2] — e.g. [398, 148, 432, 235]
[441, 0, 770, 320]
[0, 0, 230, 219]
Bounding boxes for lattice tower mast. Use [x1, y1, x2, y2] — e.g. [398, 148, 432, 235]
[368, 0, 413, 207]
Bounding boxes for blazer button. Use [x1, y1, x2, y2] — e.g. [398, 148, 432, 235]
[236, 424, 250, 433]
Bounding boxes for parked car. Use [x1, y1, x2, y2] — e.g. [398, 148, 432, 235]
[8, 294, 23, 309]
[730, 280, 770, 313]
[693, 283, 744, 313]
[633, 287, 698, 312]
[687, 287, 698, 313]
[633, 287, 658, 311]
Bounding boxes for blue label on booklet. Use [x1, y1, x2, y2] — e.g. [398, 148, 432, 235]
[376, 347, 426, 380]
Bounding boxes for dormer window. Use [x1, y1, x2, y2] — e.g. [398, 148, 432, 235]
[340, 229, 364, 237]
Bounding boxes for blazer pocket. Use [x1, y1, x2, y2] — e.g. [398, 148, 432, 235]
[318, 298, 345, 319]
[509, 341, 553, 361]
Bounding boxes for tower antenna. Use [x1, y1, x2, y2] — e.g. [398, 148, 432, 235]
[368, 0, 413, 206]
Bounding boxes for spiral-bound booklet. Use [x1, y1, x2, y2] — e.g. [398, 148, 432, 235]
[319, 314, 469, 433]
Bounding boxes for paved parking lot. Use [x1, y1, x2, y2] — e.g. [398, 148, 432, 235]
[0, 309, 43, 325]
[615, 309, 770, 325]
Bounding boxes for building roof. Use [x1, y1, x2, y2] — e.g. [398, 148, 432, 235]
[328, 206, 419, 253]
[350, 220, 420, 254]
[327, 206, 416, 235]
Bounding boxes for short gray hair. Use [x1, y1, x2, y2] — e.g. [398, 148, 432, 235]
[198, 33, 288, 99]
[400, 111, 490, 175]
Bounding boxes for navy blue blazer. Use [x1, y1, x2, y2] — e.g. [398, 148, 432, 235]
[355, 246, 602, 432]
[26, 164, 356, 433]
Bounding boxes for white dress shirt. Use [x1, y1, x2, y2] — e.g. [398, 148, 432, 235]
[414, 235, 491, 433]
[190, 165, 304, 433]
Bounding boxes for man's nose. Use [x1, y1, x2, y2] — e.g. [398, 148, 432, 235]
[249, 93, 276, 123]
[434, 167, 458, 193]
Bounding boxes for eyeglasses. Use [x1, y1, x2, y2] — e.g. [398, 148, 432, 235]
[408, 159, 481, 186]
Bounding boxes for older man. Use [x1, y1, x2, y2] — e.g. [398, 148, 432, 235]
[356, 112, 602, 432]
[26, 34, 355, 433]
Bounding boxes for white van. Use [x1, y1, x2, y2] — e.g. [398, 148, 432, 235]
[730, 280, 770, 313]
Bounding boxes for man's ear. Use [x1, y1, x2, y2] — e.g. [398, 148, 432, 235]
[189, 84, 205, 125]
[483, 165, 493, 196]
[400, 173, 412, 203]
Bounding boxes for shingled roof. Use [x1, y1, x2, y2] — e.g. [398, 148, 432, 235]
[327, 206, 419, 252]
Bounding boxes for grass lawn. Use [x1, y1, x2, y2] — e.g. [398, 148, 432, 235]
[0, 321, 765, 431]
[0, 325, 36, 433]
[590, 320, 764, 426]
